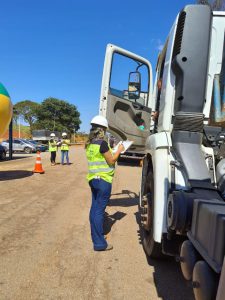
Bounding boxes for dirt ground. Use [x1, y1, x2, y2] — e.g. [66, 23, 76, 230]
[0, 146, 194, 300]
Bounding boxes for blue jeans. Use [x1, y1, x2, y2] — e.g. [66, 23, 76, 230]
[89, 178, 112, 250]
[61, 150, 69, 164]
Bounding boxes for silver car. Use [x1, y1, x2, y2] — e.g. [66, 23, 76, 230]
[1, 139, 36, 154]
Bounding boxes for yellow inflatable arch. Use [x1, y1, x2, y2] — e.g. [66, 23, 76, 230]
[0, 83, 13, 137]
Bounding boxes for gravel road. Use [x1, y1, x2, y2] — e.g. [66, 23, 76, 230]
[0, 146, 194, 300]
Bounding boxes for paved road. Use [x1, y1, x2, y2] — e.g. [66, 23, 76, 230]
[0, 146, 194, 300]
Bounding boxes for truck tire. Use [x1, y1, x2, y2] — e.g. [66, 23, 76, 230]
[192, 260, 218, 300]
[24, 147, 32, 154]
[140, 157, 163, 258]
[0, 151, 6, 160]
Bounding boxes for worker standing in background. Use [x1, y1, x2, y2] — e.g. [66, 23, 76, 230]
[60, 132, 70, 165]
[85, 115, 124, 251]
[49, 133, 57, 166]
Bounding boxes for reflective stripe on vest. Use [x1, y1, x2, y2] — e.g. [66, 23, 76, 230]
[86, 142, 114, 183]
[49, 141, 57, 152]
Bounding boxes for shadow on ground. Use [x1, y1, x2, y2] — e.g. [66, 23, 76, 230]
[104, 189, 138, 234]
[104, 211, 127, 235]
[135, 211, 195, 300]
[109, 189, 139, 207]
[117, 157, 142, 167]
[0, 170, 33, 181]
[4, 155, 33, 161]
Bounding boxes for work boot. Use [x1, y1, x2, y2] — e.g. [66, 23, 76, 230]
[94, 244, 113, 251]
[104, 244, 113, 251]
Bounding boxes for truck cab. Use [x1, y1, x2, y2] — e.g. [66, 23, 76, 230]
[100, 5, 225, 300]
[99, 10, 225, 150]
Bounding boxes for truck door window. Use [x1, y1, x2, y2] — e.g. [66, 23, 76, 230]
[210, 33, 225, 125]
[110, 53, 149, 107]
[153, 45, 167, 132]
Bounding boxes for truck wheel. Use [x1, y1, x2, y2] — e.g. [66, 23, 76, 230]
[140, 157, 162, 258]
[24, 147, 32, 154]
[0, 151, 6, 160]
[192, 261, 218, 300]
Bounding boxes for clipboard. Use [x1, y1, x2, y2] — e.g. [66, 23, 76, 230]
[112, 140, 133, 154]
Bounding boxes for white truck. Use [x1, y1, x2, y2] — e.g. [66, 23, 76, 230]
[32, 130, 60, 143]
[100, 5, 225, 300]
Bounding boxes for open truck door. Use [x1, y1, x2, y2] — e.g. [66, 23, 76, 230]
[99, 44, 153, 153]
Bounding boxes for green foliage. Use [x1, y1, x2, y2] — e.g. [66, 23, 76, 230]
[35, 97, 81, 134]
[13, 124, 31, 138]
[13, 100, 40, 131]
[14, 98, 81, 134]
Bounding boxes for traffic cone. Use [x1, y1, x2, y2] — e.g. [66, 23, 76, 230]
[33, 151, 45, 174]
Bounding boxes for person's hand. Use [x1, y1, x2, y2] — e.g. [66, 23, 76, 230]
[118, 144, 125, 153]
[151, 111, 159, 121]
[157, 78, 162, 91]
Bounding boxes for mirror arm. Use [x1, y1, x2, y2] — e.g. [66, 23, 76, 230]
[136, 63, 144, 71]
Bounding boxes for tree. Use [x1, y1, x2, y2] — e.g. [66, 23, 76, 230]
[36, 97, 81, 134]
[13, 100, 40, 131]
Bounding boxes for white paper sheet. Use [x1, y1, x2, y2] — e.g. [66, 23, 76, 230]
[112, 140, 133, 154]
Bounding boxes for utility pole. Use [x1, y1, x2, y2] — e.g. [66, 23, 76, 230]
[73, 128, 76, 143]
[53, 109, 57, 131]
[9, 108, 18, 160]
[18, 115, 21, 138]
[9, 119, 13, 160]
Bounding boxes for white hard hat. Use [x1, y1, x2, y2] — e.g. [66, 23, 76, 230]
[91, 115, 108, 128]
[50, 133, 55, 137]
[62, 132, 67, 136]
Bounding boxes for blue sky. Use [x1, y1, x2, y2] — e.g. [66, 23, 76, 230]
[0, 0, 195, 132]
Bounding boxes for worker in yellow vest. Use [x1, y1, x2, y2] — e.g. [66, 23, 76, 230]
[49, 133, 57, 165]
[60, 132, 70, 165]
[85, 115, 124, 251]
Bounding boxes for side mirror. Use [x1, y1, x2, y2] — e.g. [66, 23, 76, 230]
[128, 71, 141, 100]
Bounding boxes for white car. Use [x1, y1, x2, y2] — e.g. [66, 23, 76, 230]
[1, 139, 36, 154]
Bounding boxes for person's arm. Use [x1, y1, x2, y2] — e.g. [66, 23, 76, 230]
[103, 144, 124, 165]
[151, 111, 159, 121]
[62, 139, 70, 145]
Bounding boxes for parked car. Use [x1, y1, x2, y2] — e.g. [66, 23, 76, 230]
[0, 144, 6, 160]
[26, 140, 48, 152]
[1, 139, 36, 154]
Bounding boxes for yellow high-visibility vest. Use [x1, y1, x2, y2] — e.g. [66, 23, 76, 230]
[61, 139, 70, 151]
[86, 143, 114, 183]
[49, 140, 57, 152]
